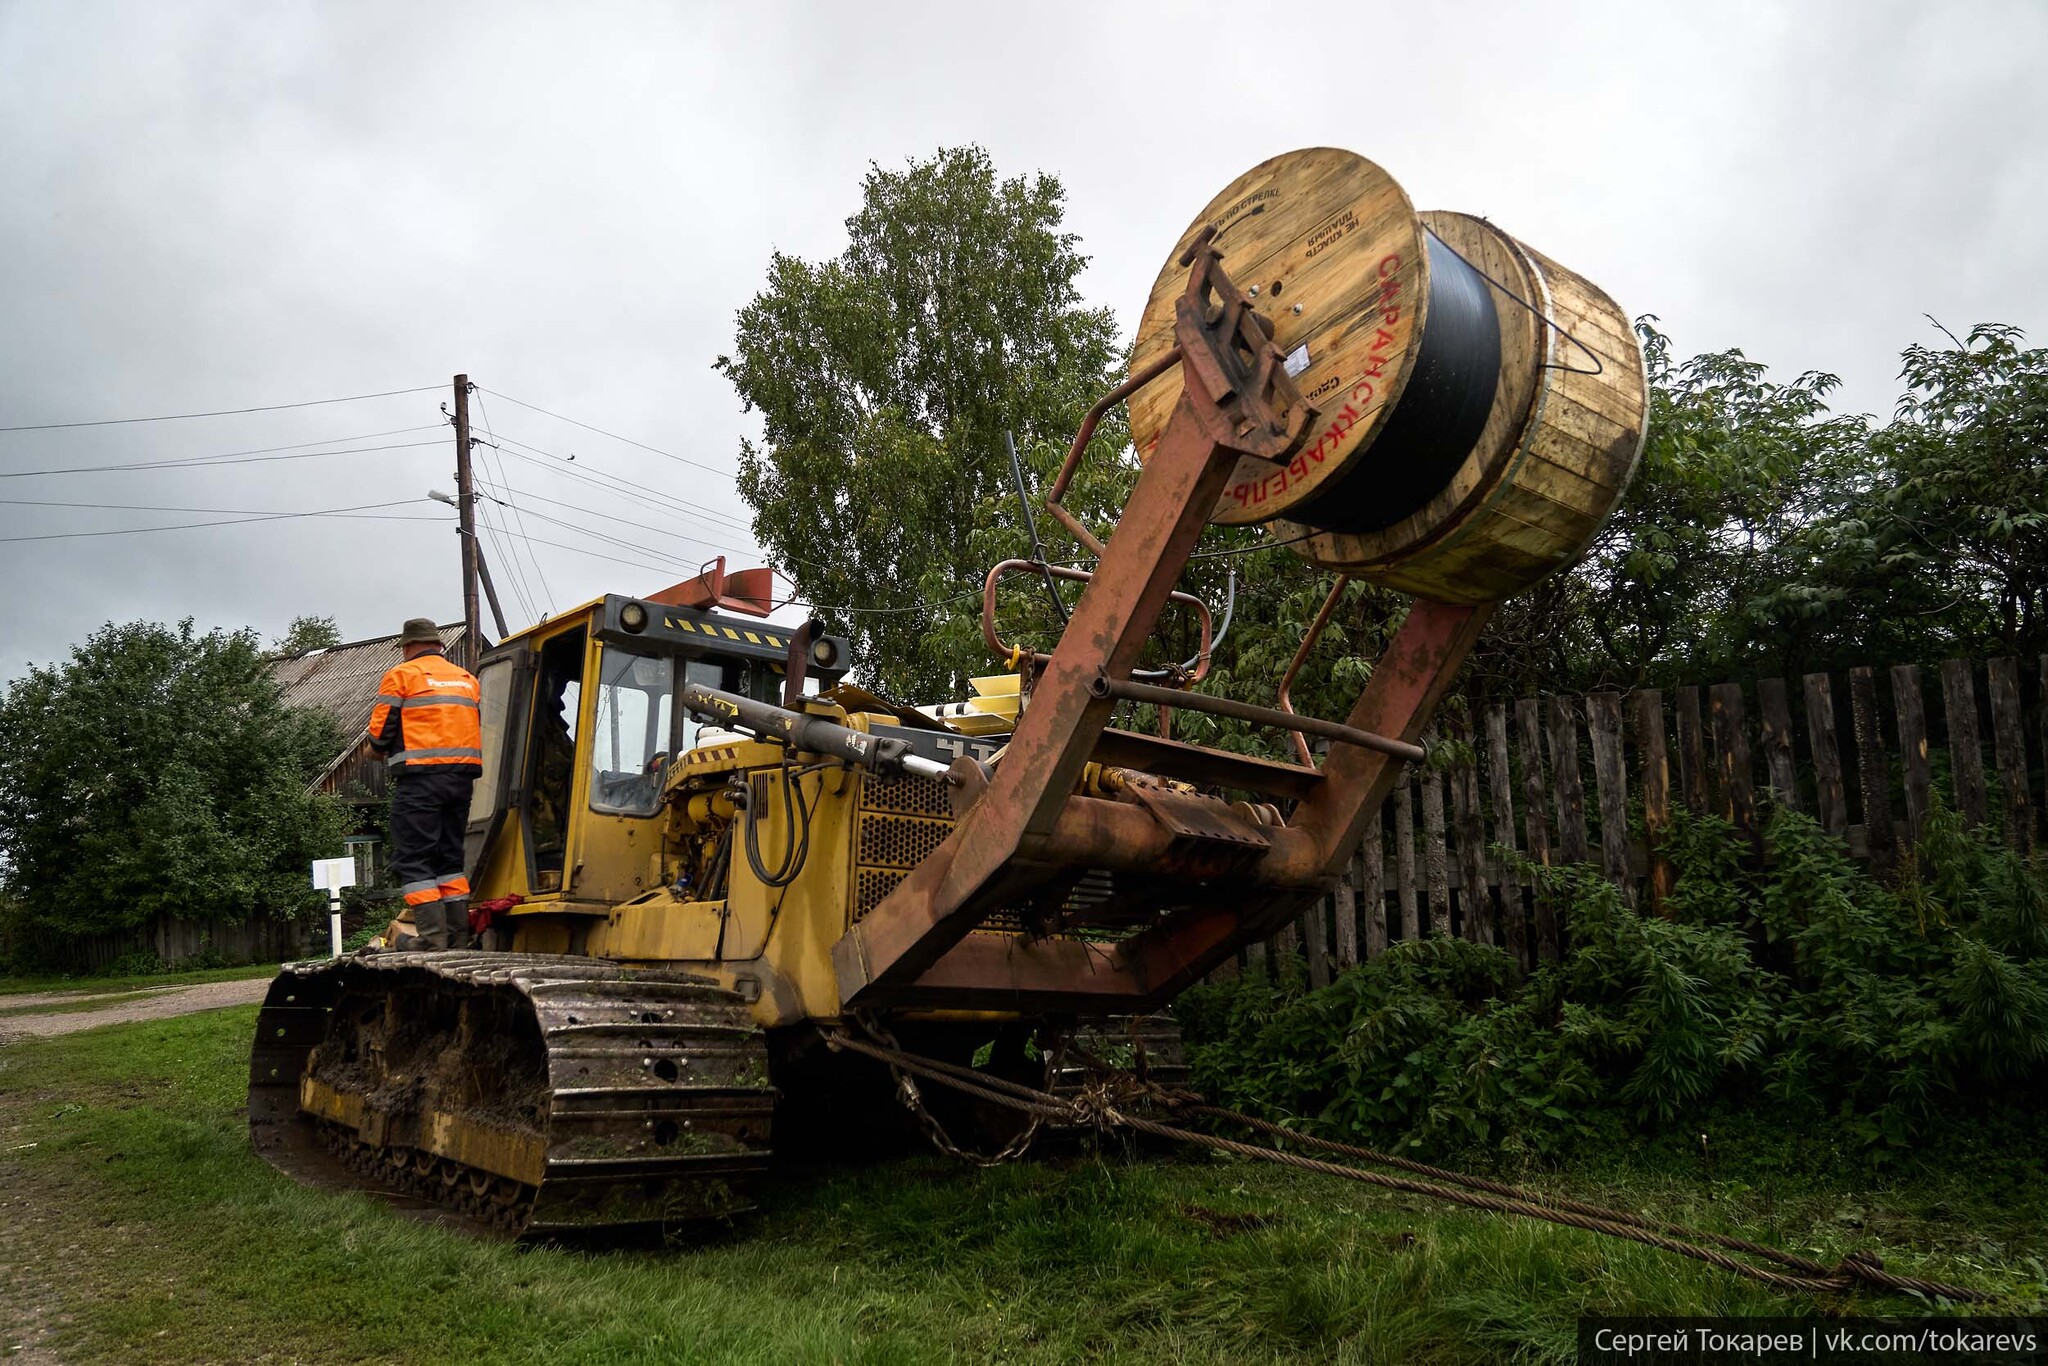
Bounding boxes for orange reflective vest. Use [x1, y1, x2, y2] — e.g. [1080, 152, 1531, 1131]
[368, 650, 484, 775]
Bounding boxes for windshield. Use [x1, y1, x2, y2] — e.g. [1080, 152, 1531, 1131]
[587, 646, 674, 817]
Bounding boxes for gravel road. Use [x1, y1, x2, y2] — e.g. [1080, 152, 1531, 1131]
[0, 977, 273, 1044]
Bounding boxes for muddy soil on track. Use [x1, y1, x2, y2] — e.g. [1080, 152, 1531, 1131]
[0, 978, 272, 1045]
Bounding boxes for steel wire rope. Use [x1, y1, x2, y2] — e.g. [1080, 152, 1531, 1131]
[826, 1032, 1994, 1304]
[471, 391, 556, 614]
[0, 384, 445, 433]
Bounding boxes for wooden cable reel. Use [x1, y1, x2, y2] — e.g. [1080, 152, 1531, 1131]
[1127, 148, 1649, 604]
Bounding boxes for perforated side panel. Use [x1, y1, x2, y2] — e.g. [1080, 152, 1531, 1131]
[852, 770, 953, 923]
[845, 770, 1026, 935]
[856, 813, 951, 870]
[861, 771, 951, 818]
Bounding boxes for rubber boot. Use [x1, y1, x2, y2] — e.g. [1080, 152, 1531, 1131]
[412, 900, 451, 951]
[441, 899, 476, 951]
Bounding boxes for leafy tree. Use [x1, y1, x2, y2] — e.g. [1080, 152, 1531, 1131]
[272, 614, 342, 657]
[716, 145, 1123, 698]
[1773, 323, 2048, 665]
[1470, 322, 1874, 696]
[0, 620, 346, 936]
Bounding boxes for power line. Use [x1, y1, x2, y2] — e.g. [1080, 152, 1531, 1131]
[490, 446, 769, 553]
[472, 390, 555, 615]
[487, 428, 756, 534]
[1, 495, 434, 517]
[0, 385, 444, 433]
[474, 477, 763, 563]
[0, 499, 445, 543]
[481, 386, 736, 479]
[484, 434, 845, 578]
[481, 522, 701, 578]
[476, 495, 732, 573]
[0, 437, 445, 480]
[473, 496, 538, 626]
[782, 589, 983, 617]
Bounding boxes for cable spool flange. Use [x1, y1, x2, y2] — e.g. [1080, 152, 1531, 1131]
[1127, 148, 1436, 527]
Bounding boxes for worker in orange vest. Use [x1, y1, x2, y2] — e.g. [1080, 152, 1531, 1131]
[368, 619, 484, 951]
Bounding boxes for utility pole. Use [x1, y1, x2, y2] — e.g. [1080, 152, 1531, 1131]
[452, 374, 481, 669]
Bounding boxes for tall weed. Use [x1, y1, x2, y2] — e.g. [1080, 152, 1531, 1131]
[1177, 801, 2048, 1161]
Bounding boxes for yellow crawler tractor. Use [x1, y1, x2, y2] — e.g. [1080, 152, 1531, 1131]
[250, 148, 1649, 1237]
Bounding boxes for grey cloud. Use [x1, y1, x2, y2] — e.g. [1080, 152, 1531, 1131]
[2, 0, 2041, 676]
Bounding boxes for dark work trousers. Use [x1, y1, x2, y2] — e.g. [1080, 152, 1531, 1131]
[389, 767, 477, 949]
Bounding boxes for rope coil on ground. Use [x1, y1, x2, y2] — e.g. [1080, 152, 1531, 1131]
[824, 1030, 1991, 1304]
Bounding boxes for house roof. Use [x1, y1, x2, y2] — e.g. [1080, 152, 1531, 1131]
[270, 623, 469, 739]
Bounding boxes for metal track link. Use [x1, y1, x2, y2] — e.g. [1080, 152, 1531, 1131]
[249, 952, 775, 1238]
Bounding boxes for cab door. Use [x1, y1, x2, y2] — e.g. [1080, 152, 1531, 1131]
[561, 637, 678, 905]
[463, 646, 534, 886]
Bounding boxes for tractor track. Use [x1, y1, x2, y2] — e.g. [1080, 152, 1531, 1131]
[248, 952, 775, 1238]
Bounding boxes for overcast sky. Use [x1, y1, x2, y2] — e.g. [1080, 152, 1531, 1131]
[1, 0, 2042, 680]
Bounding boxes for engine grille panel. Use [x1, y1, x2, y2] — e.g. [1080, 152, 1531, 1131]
[856, 812, 953, 870]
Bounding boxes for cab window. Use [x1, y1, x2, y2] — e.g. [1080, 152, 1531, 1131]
[588, 646, 674, 816]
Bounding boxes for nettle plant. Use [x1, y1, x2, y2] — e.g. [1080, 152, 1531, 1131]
[1177, 800, 2048, 1160]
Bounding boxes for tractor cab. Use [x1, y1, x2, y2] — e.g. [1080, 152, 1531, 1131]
[464, 570, 851, 918]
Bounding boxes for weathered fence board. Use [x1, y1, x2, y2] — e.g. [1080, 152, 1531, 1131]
[1587, 692, 1631, 894]
[1635, 688, 1675, 910]
[1803, 673, 1847, 840]
[1395, 778, 1419, 941]
[1363, 825, 1387, 959]
[1514, 697, 1558, 962]
[1516, 699, 1552, 869]
[1942, 659, 1989, 828]
[1420, 764, 1449, 937]
[1333, 852, 1360, 969]
[1709, 683, 1755, 832]
[1485, 704, 1529, 960]
[1758, 678, 1800, 809]
[1273, 918, 1301, 966]
[1987, 657, 2032, 853]
[1451, 739, 1492, 942]
[1302, 894, 1330, 990]
[1675, 685, 1709, 812]
[1548, 697, 1590, 864]
[1848, 667, 1895, 866]
[1894, 664, 1932, 844]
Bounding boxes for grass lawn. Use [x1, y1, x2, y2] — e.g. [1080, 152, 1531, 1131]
[0, 1009, 2041, 1365]
[0, 962, 282, 999]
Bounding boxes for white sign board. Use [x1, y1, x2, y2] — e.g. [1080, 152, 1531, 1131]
[311, 857, 357, 958]
[311, 857, 358, 895]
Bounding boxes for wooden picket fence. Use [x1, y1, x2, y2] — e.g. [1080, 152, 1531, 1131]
[1244, 655, 2048, 988]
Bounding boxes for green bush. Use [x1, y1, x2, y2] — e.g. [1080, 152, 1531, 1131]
[1176, 802, 2048, 1162]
